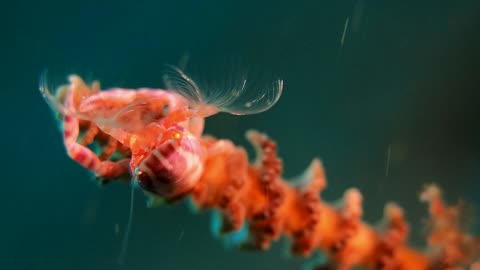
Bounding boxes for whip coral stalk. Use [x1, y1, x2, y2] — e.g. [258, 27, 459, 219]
[40, 72, 480, 270]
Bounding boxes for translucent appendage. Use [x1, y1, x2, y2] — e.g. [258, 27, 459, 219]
[162, 65, 283, 117]
[39, 71, 75, 117]
[107, 97, 171, 132]
[39, 72, 98, 121]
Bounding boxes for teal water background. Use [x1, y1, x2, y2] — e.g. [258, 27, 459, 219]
[3, 0, 480, 269]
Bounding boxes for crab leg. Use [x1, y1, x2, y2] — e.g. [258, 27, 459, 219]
[62, 114, 130, 179]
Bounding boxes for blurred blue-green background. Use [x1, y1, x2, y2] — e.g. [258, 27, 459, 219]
[2, 0, 480, 269]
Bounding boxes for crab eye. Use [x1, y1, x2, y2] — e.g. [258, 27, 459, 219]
[172, 132, 181, 140]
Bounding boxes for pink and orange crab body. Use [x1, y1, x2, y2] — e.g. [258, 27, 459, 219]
[40, 68, 282, 201]
[41, 74, 209, 201]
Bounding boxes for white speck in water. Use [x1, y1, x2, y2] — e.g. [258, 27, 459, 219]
[385, 144, 392, 176]
[178, 229, 184, 241]
[114, 223, 120, 236]
[341, 16, 350, 47]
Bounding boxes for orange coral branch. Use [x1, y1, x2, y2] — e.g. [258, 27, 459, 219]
[187, 130, 479, 270]
[41, 75, 479, 270]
